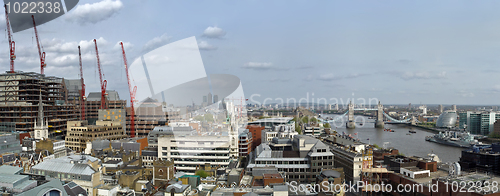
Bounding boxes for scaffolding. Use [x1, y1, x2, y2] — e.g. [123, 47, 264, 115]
[0, 71, 78, 134]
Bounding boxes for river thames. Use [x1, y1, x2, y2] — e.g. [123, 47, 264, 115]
[323, 114, 463, 163]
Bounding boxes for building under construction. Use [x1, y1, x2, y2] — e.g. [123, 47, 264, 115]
[84, 90, 126, 124]
[125, 98, 182, 137]
[0, 71, 78, 135]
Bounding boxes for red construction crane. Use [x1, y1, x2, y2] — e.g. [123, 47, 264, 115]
[78, 46, 85, 120]
[120, 42, 136, 138]
[94, 39, 107, 109]
[31, 15, 46, 74]
[4, 4, 15, 73]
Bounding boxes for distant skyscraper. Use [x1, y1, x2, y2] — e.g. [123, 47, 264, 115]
[438, 104, 443, 114]
[203, 96, 207, 103]
[452, 104, 457, 112]
[334, 104, 339, 110]
[213, 95, 218, 103]
[408, 103, 412, 109]
[208, 93, 212, 104]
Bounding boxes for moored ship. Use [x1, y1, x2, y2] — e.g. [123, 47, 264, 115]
[425, 131, 489, 148]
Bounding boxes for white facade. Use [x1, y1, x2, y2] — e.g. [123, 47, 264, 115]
[158, 135, 231, 175]
[400, 167, 430, 179]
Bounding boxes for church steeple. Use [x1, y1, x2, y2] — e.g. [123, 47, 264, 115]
[38, 90, 43, 127]
[34, 90, 48, 140]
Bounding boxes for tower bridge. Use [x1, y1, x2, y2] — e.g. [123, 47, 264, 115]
[319, 101, 418, 129]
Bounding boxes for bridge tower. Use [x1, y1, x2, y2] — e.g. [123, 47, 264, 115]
[375, 101, 384, 128]
[346, 101, 355, 129]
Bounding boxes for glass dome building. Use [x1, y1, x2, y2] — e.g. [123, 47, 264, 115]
[436, 110, 458, 128]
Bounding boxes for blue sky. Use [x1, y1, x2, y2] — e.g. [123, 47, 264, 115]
[1, 0, 500, 105]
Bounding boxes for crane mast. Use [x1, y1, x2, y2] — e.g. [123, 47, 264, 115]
[31, 15, 46, 74]
[120, 42, 136, 138]
[4, 4, 15, 73]
[93, 39, 107, 109]
[78, 46, 85, 120]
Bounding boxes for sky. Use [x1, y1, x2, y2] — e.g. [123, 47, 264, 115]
[1, 0, 500, 106]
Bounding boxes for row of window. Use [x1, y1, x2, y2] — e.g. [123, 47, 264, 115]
[169, 152, 229, 156]
[173, 158, 230, 162]
[311, 156, 333, 160]
[166, 147, 229, 151]
[255, 160, 307, 165]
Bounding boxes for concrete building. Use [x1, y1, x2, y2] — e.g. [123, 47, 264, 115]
[146, 125, 196, 147]
[0, 133, 22, 154]
[31, 155, 103, 196]
[324, 135, 373, 183]
[438, 104, 443, 114]
[247, 135, 334, 183]
[452, 104, 457, 111]
[238, 129, 253, 157]
[0, 71, 78, 135]
[65, 120, 127, 152]
[158, 134, 231, 174]
[126, 98, 181, 137]
[35, 138, 66, 159]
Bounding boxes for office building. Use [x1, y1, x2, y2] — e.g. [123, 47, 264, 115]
[158, 134, 231, 174]
[459, 111, 500, 135]
[324, 135, 373, 183]
[246, 135, 334, 183]
[65, 120, 127, 152]
[238, 129, 253, 157]
[438, 104, 443, 114]
[146, 126, 197, 147]
[0, 133, 22, 154]
[435, 110, 457, 128]
[459, 144, 500, 175]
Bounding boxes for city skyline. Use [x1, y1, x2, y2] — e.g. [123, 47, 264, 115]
[0, 1, 499, 105]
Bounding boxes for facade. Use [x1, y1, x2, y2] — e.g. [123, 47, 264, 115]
[31, 155, 103, 196]
[247, 135, 334, 183]
[324, 135, 373, 183]
[247, 117, 294, 130]
[36, 139, 67, 159]
[126, 98, 181, 137]
[238, 129, 253, 157]
[85, 90, 126, 125]
[0, 72, 78, 134]
[246, 125, 264, 151]
[459, 144, 500, 175]
[435, 110, 457, 128]
[65, 120, 127, 152]
[0, 133, 22, 154]
[98, 109, 126, 135]
[158, 134, 231, 174]
[147, 126, 197, 147]
[459, 111, 500, 135]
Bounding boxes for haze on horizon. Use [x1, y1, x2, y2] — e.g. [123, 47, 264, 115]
[0, 0, 499, 105]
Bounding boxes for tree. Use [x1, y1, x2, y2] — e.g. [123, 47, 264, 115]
[301, 116, 309, 124]
[324, 123, 331, 128]
[195, 170, 209, 178]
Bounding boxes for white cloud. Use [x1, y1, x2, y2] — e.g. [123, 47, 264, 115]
[400, 71, 447, 80]
[65, 0, 123, 25]
[113, 41, 134, 51]
[242, 62, 272, 70]
[318, 73, 336, 81]
[202, 26, 226, 38]
[198, 41, 217, 50]
[142, 33, 172, 53]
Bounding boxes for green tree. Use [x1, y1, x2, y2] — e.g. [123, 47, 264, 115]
[195, 170, 209, 178]
[324, 123, 331, 128]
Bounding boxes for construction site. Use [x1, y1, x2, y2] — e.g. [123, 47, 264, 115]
[0, 10, 182, 139]
[0, 72, 78, 134]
